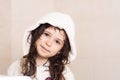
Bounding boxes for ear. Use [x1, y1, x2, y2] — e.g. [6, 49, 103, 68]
[57, 51, 60, 54]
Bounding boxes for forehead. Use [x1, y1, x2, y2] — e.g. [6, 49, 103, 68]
[45, 26, 66, 40]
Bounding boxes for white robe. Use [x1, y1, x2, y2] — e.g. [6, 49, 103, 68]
[7, 59, 75, 80]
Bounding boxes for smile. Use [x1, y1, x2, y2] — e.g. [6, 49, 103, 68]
[41, 45, 50, 53]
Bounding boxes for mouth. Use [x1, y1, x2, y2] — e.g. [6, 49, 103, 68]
[41, 45, 50, 53]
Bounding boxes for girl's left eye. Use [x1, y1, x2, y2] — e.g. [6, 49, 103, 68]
[55, 40, 61, 44]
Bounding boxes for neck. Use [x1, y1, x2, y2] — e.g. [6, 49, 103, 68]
[36, 56, 48, 66]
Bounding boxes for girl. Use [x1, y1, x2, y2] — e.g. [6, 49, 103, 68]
[8, 12, 77, 80]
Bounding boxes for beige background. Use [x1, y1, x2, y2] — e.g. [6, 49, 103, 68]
[0, 0, 120, 80]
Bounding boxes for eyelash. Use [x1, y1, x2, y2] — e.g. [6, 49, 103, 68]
[55, 40, 60, 44]
[44, 33, 49, 36]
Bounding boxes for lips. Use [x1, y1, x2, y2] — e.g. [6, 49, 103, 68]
[41, 45, 50, 53]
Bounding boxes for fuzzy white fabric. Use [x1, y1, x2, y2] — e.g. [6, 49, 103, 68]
[7, 59, 75, 80]
[23, 12, 77, 62]
[0, 76, 31, 80]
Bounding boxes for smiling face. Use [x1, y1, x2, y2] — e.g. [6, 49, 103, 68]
[35, 26, 66, 59]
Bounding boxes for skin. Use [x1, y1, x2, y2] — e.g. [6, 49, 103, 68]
[35, 26, 66, 66]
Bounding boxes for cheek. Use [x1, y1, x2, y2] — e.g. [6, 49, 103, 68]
[50, 47, 62, 57]
[37, 37, 46, 44]
[51, 45, 63, 53]
[36, 39, 41, 45]
[39, 36, 48, 43]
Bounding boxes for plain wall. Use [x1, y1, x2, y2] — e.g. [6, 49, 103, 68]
[0, 0, 11, 74]
[0, 0, 120, 80]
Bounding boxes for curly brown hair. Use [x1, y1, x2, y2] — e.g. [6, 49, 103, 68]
[21, 23, 71, 80]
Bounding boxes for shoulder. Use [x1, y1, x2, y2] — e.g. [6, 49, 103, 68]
[63, 65, 75, 80]
[7, 58, 22, 76]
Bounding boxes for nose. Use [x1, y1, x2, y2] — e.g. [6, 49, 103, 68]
[46, 39, 53, 47]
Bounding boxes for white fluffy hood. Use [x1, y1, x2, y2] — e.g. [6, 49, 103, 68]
[23, 12, 77, 62]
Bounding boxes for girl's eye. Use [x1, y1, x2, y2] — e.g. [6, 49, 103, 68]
[44, 33, 49, 36]
[55, 40, 61, 44]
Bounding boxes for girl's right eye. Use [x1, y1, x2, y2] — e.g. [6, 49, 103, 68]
[43, 32, 49, 36]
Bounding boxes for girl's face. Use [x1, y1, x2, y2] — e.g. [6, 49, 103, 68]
[35, 26, 66, 59]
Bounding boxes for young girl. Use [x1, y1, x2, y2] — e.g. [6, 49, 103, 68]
[8, 12, 77, 80]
